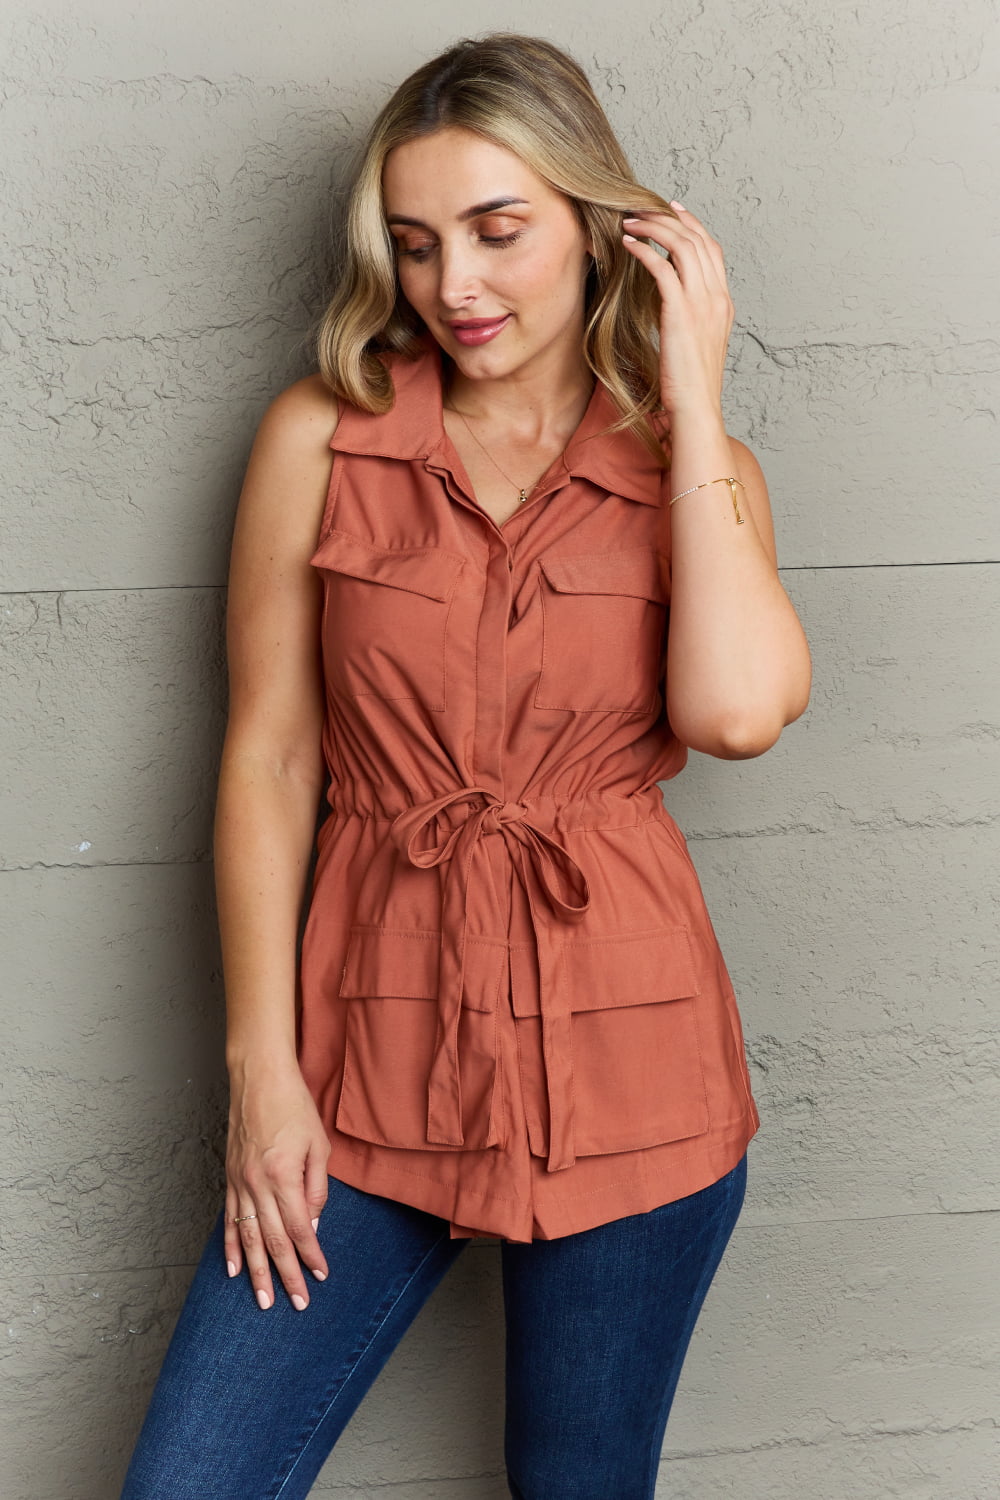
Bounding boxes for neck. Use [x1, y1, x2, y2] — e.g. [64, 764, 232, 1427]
[442, 341, 595, 444]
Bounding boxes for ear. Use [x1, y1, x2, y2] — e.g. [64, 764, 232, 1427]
[571, 201, 594, 260]
[583, 238, 600, 281]
[580, 221, 595, 268]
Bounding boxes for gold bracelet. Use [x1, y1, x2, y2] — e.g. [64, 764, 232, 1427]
[668, 475, 745, 525]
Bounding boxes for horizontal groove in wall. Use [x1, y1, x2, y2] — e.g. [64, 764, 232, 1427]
[1, 857, 213, 873]
[1, 560, 1000, 598]
[4, 809, 997, 877]
[47, 1203, 1000, 1279]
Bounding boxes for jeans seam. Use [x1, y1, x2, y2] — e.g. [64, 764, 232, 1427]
[270, 1229, 454, 1498]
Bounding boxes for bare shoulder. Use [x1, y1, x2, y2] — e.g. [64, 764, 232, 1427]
[252, 373, 341, 468]
[262, 371, 340, 432]
[726, 433, 778, 568]
[725, 434, 763, 477]
[234, 375, 341, 558]
[222, 375, 341, 762]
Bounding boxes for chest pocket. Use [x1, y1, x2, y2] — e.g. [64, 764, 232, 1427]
[311, 530, 465, 712]
[535, 546, 669, 713]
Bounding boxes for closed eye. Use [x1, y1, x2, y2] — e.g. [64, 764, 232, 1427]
[480, 231, 521, 248]
[396, 230, 523, 261]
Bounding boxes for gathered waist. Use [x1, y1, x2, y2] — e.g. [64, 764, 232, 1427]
[320, 782, 670, 840]
[315, 780, 695, 1176]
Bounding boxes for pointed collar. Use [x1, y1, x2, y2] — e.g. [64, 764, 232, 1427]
[330, 337, 665, 507]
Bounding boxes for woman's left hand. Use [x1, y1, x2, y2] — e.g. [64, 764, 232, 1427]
[622, 204, 735, 419]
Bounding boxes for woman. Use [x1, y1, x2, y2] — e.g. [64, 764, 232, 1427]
[121, 32, 810, 1500]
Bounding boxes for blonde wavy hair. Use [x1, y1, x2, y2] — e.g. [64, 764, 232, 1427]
[314, 32, 679, 461]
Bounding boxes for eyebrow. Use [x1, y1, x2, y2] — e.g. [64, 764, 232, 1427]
[385, 197, 530, 228]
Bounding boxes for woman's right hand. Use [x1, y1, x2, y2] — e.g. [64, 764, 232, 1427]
[223, 1061, 332, 1310]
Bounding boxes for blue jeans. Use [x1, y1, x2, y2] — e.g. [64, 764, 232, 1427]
[120, 1154, 747, 1499]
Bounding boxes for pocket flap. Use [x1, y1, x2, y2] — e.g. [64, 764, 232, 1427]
[511, 925, 699, 1017]
[339, 926, 504, 1014]
[310, 531, 465, 601]
[538, 546, 667, 603]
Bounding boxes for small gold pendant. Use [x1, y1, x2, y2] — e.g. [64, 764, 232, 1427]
[727, 477, 745, 525]
[518, 489, 528, 504]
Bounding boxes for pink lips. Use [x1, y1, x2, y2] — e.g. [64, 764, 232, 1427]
[447, 314, 511, 346]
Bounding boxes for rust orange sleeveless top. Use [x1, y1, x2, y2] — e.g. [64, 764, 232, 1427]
[297, 341, 760, 1243]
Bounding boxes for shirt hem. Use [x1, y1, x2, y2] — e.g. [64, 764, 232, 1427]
[324, 1113, 760, 1244]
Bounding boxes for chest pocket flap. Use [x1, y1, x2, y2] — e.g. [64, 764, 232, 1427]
[538, 545, 668, 604]
[310, 531, 466, 710]
[535, 546, 668, 714]
[310, 530, 465, 600]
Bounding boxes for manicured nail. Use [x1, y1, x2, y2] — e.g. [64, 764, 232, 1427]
[291, 1294, 307, 1311]
[311, 1267, 327, 1281]
[256, 1290, 271, 1310]
[670, 200, 686, 210]
[623, 234, 638, 243]
[226, 1260, 237, 1278]
[311, 1217, 319, 1231]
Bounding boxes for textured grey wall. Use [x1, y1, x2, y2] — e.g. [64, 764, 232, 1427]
[2, 2, 998, 1496]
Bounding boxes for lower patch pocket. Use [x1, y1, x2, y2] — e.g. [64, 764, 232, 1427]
[334, 926, 506, 1151]
[512, 925, 710, 1158]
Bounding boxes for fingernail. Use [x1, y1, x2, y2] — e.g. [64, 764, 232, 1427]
[311, 1217, 319, 1231]
[256, 1290, 271, 1310]
[670, 200, 686, 210]
[312, 1267, 327, 1281]
[291, 1294, 307, 1311]
[623, 234, 638, 243]
[226, 1260, 237, 1278]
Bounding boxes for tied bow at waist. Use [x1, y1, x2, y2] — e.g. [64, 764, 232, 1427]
[389, 787, 590, 1172]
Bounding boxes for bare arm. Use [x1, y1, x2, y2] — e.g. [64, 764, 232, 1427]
[663, 414, 812, 757]
[623, 202, 811, 758]
[214, 372, 339, 1310]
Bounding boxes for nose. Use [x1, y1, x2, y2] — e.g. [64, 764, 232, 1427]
[436, 241, 480, 309]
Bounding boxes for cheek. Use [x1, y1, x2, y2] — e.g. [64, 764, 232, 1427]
[523, 245, 588, 312]
[509, 242, 575, 296]
[396, 262, 427, 306]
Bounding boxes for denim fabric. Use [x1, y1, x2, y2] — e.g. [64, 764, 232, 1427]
[120, 1153, 746, 1499]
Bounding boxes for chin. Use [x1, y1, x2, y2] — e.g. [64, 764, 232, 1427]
[445, 341, 525, 381]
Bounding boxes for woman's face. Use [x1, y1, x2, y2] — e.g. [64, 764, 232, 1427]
[382, 126, 593, 385]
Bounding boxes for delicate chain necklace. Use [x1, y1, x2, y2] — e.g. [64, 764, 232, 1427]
[451, 407, 547, 505]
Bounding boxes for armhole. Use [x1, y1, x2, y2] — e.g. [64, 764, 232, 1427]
[658, 462, 673, 599]
[650, 408, 673, 589]
[315, 398, 344, 548]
